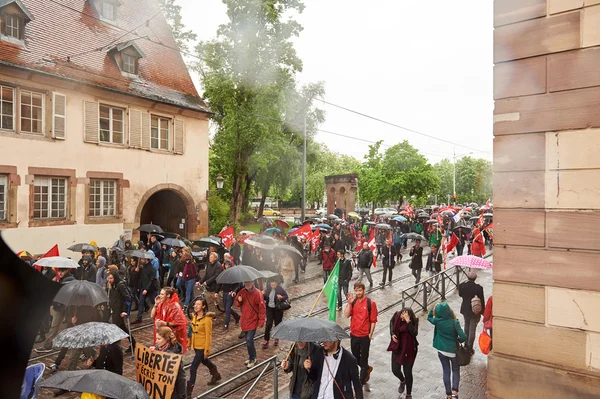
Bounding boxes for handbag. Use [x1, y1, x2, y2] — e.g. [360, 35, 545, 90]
[454, 324, 472, 367]
[479, 329, 492, 355]
[275, 298, 291, 311]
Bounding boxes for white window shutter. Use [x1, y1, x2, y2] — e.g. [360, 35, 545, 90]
[141, 113, 150, 149]
[129, 109, 142, 148]
[52, 93, 67, 139]
[174, 119, 184, 154]
[83, 100, 99, 143]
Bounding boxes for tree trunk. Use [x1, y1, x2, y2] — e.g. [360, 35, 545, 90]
[241, 173, 255, 214]
[257, 182, 271, 218]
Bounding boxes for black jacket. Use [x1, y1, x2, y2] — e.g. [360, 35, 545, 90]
[41, 267, 56, 281]
[409, 246, 423, 270]
[333, 238, 345, 253]
[92, 343, 123, 375]
[357, 249, 373, 269]
[200, 260, 223, 292]
[382, 244, 396, 268]
[140, 262, 155, 293]
[338, 259, 353, 283]
[230, 243, 241, 264]
[164, 342, 186, 399]
[426, 249, 443, 272]
[170, 256, 181, 276]
[283, 343, 319, 398]
[151, 240, 162, 261]
[74, 261, 97, 282]
[127, 266, 142, 290]
[108, 278, 131, 316]
[308, 347, 363, 399]
[458, 280, 485, 317]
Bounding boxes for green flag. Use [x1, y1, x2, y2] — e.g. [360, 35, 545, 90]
[323, 259, 340, 321]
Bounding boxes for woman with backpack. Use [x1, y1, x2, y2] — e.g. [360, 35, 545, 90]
[106, 270, 136, 353]
[388, 307, 419, 398]
[427, 302, 467, 399]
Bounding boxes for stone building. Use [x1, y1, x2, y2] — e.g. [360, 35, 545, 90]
[492, 1, 600, 396]
[0, 0, 210, 254]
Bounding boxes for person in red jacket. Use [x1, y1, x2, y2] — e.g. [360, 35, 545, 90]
[483, 296, 493, 336]
[321, 243, 337, 284]
[471, 228, 486, 258]
[236, 281, 266, 368]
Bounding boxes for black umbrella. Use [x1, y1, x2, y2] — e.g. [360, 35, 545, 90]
[53, 280, 108, 307]
[401, 233, 426, 241]
[453, 225, 472, 235]
[67, 243, 98, 252]
[257, 217, 273, 225]
[137, 223, 164, 234]
[245, 235, 278, 250]
[375, 223, 392, 230]
[417, 212, 430, 218]
[53, 322, 128, 348]
[161, 237, 186, 247]
[275, 245, 303, 258]
[216, 265, 265, 284]
[272, 318, 350, 342]
[484, 213, 494, 218]
[40, 370, 149, 399]
[124, 249, 155, 259]
[327, 214, 340, 219]
[195, 237, 223, 247]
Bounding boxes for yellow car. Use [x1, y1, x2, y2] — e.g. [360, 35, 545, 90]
[262, 207, 281, 216]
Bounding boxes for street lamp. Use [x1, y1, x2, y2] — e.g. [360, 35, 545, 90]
[207, 174, 225, 198]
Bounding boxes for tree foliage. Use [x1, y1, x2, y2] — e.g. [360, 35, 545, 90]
[432, 157, 492, 204]
[158, 0, 198, 53]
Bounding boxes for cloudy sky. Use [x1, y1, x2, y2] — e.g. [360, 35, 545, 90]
[178, 0, 493, 164]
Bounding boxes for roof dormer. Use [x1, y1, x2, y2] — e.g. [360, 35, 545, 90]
[111, 42, 145, 77]
[91, 0, 121, 23]
[0, 0, 33, 43]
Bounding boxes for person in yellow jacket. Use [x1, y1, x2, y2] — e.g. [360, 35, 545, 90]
[187, 297, 221, 398]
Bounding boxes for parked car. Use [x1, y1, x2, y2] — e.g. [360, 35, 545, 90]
[191, 236, 229, 270]
[262, 207, 281, 216]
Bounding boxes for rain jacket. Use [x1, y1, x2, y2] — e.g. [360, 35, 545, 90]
[95, 256, 107, 287]
[236, 287, 266, 332]
[154, 293, 188, 353]
[199, 260, 222, 292]
[427, 302, 466, 354]
[471, 228, 486, 257]
[189, 312, 216, 353]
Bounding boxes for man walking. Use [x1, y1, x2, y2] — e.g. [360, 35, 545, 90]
[321, 243, 337, 284]
[380, 238, 396, 287]
[458, 271, 485, 352]
[425, 244, 443, 292]
[356, 242, 374, 287]
[131, 257, 156, 324]
[345, 282, 378, 386]
[236, 281, 266, 368]
[337, 250, 353, 311]
[409, 239, 424, 284]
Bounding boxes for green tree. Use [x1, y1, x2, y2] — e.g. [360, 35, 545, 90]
[433, 159, 454, 200]
[358, 141, 386, 211]
[158, 0, 198, 52]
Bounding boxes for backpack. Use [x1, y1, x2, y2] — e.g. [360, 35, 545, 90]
[351, 297, 372, 319]
[471, 296, 482, 315]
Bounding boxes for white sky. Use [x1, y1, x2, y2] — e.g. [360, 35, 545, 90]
[178, 0, 494, 163]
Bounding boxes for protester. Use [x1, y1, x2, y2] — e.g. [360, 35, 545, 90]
[409, 239, 424, 284]
[167, 249, 180, 290]
[278, 250, 295, 288]
[471, 228, 486, 258]
[198, 252, 222, 297]
[230, 237, 241, 265]
[95, 256, 108, 287]
[321, 243, 337, 284]
[337, 250, 353, 311]
[455, 227, 467, 256]
[425, 244, 443, 292]
[150, 234, 162, 262]
[429, 226, 442, 248]
[36, 266, 57, 343]
[126, 257, 142, 312]
[458, 271, 485, 353]
[106, 270, 136, 353]
[85, 342, 123, 375]
[262, 279, 288, 349]
[281, 342, 318, 399]
[427, 302, 467, 399]
[181, 253, 197, 311]
[345, 282, 378, 385]
[153, 327, 186, 399]
[74, 255, 97, 282]
[188, 297, 221, 396]
[380, 238, 396, 287]
[236, 280, 266, 368]
[388, 308, 419, 397]
[220, 259, 241, 330]
[152, 287, 188, 352]
[305, 340, 363, 399]
[132, 257, 157, 324]
[160, 244, 170, 287]
[356, 242, 374, 287]
[483, 295, 493, 338]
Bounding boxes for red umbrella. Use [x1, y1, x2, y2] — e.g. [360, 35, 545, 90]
[275, 219, 289, 228]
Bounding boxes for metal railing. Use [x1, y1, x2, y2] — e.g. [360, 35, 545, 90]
[195, 355, 279, 399]
[401, 265, 470, 312]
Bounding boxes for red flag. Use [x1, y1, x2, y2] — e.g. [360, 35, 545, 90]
[368, 229, 377, 267]
[239, 233, 256, 245]
[218, 226, 235, 248]
[444, 233, 459, 253]
[310, 230, 320, 253]
[484, 223, 494, 239]
[476, 213, 485, 228]
[289, 223, 312, 241]
[36, 244, 60, 272]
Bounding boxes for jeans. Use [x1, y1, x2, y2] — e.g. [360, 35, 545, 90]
[412, 268, 422, 284]
[391, 353, 414, 395]
[223, 291, 239, 327]
[323, 269, 332, 284]
[463, 315, 480, 350]
[438, 352, 460, 394]
[382, 266, 393, 283]
[350, 335, 371, 383]
[245, 329, 257, 361]
[136, 290, 155, 322]
[264, 306, 283, 342]
[357, 267, 373, 285]
[337, 282, 349, 308]
[188, 349, 216, 385]
[184, 279, 196, 307]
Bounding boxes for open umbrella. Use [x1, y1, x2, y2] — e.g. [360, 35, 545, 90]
[260, 270, 280, 279]
[264, 227, 282, 235]
[347, 212, 360, 219]
[17, 250, 34, 259]
[483, 213, 494, 218]
[53, 280, 108, 307]
[275, 245, 303, 258]
[67, 243, 98, 253]
[40, 369, 149, 399]
[216, 265, 265, 284]
[449, 255, 492, 270]
[453, 225, 472, 235]
[257, 217, 273, 225]
[425, 219, 438, 224]
[161, 237, 186, 247]
[365, 221, 376, 226]
[288, 227, 299, 234]
[124, 249, 155, 259]
[244, 235, 278, 250]
[393, 216, 407, 222]
[194, 237, 223, 247]
[327, 214, 339, 219]
[240, 230, 255, 236]
[401, 233, 426, 241]
[375, 223, 392, 230]
[137, 223, 164, 234]
[34, 256, 79, 269]
[53, 322, 128, 348]
[274, 219, 290, 228]
[314, 223, 332, 231]
[272, 318, 350, 342]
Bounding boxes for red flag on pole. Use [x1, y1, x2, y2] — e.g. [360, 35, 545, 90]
[444, 233, 459, 253]
[36, 244, 60, 272]
[368, 229, 377, 267]
[218, 226, 235, 248]
[476, 213, 485, 228]
[310, 230, 320, 253]
[289, 223, 312, 241]
[239, 233, 256, 245]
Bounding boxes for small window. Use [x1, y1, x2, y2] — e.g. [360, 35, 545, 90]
[89, 179, 116, 217]
[122, 53, 137, 75]
[99, 104, 124, 144]
[2, 14, 21, 39]
[0, 85, 14, 130]
[151, 115, 170, 150]
[0, 174, 6, 221]
[20, 90, 44, 134]
[33, 177, 67, 219]
[100, 1, 115, 20]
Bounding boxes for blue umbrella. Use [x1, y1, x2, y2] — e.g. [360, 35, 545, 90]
[264, 227, 281, 234]
[288, 227, 299, 234]
[314, 223, 332, 231]
[393, 216, 407, 222]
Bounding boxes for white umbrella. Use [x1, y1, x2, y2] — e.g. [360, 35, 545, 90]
[34, 256, 79, 269]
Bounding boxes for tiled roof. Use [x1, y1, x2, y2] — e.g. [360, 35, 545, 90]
[0, 0, 209, 113]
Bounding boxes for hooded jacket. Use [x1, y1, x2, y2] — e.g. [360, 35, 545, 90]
[95, 256, 108, 287]
[189, 312, 216, 352]
[427, 302, 466, 353]
[107, 271, 131, 317]
[154, 293, 188, 353]
[74, 256, 97, 282]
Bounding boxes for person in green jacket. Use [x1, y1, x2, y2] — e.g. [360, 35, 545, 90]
[428, 226, 442, 248]
[428, 302, 467, 399]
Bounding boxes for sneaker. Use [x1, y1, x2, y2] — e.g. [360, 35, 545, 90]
[48, 364, 58, 373]
[224, 325, 229, 330]
[262, 340, 269, 349]
[238, 331, 245, 339]
[274, 339, 279, 347]
[398, 381, 405, 393]
[246, 359, 256, 368]
[244, 359, 251, 366]
[337, 307, 342, 311]
[379, 282, 385, 287]
[34, 347, 53, 354]
[388, 281, 392, 286]
[365, 365, 373, 382]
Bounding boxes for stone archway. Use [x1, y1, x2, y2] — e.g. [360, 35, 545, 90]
[325, 174, 359, 214]
[327, 187, 337, 214]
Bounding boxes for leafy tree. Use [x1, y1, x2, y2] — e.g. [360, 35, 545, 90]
[358, 141, 386, 210]
[158, 0, 198, 52]
[432, 156, 493, 204]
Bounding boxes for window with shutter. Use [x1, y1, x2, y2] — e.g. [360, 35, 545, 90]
[52, 93, 66, 139]
[141, 112, 150, 149]
[174, 119, 184, 154]
[83, 101, 99, 143]
[129, 109, 142, 148]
